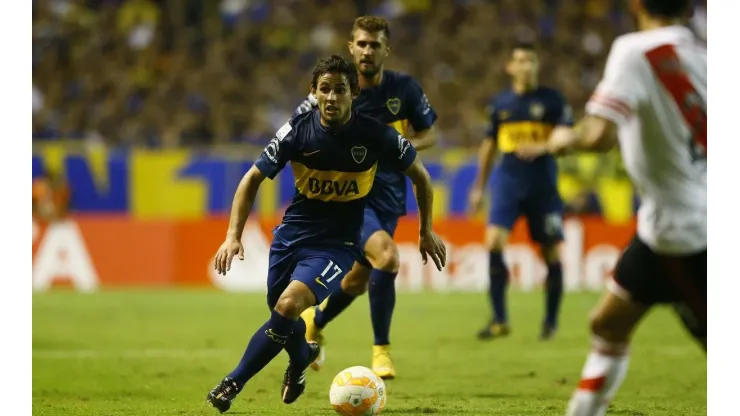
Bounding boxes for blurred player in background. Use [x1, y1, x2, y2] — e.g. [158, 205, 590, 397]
[517, 0, 706, 414]
[468, 43, 573, 341]
[32, 170, 70, 223]
[206, 55, 446, 413]
[296, 16, 438, 379]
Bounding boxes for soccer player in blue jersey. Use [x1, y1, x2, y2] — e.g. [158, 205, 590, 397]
[468, 42, 574, 341]
[295, 16, 438, 379]
[205, 55, 446, 413]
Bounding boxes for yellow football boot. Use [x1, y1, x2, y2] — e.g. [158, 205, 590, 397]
[300, 305, 325, 371]
[372, 345, 396, 380]
[477, 322, 511, 340]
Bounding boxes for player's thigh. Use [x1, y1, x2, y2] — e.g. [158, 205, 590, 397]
[290, 246, 358, 305]
[523, 189, 564, 252]
[484, 225, 510, 252]
[659, 249, 707, 344]
[265, 240, 298, 310]
[488, 177, 520, 250]
[361, 207, 400, 271]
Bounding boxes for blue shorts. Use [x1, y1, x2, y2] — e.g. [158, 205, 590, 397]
[489, 171, 564, 244]
[357, 206, 400, 267]
[266, 240, 361, 309]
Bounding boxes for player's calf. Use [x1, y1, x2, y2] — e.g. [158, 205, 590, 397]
[302, 263, 371, 371]
[540, 242, 563, 340]
[566, 292, 648, 416]
[478, 226, 512, 340]
[365, 231, 400, 378]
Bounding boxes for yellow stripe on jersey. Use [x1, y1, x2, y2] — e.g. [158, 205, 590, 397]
[388, 119, 409, 136]
[292, 161, 378, 202]
[497, 121, 554, 153]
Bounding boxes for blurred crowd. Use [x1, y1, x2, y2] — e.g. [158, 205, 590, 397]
[32, 0, 707, 148]
[32, 0, 707, 217]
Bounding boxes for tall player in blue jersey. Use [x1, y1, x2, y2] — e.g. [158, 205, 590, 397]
[468, 43, 573, 341]
[206, 55, 446, 413]
[295, 16, 438, 379]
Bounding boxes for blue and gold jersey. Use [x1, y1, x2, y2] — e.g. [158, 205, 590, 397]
[295, 70, 437, 216]
[485, 86, 573, 176]
[255, 110, 417, 247]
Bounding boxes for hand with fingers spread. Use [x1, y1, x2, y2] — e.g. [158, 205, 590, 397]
[214, 236, 245, 276]
[419, 230, 447, 271]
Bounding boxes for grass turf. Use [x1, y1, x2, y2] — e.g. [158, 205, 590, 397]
[33, 290, 706, 415]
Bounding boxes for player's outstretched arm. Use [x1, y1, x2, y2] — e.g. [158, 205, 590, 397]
[548, 115, 618, 155]
[214, 165, 267, 275]
[403, 157, 447, 271]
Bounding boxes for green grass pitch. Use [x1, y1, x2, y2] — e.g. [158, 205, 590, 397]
[33, 291, 706, 415]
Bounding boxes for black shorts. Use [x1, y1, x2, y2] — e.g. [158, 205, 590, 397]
[612, 236, 706, 326]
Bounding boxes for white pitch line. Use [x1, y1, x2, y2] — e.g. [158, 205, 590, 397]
[32, 348, 235, 359]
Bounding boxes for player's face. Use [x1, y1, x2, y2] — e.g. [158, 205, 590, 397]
[506, 49, 539, 84]
[348, 30, 390, 78]
[312, 73, 358, 126]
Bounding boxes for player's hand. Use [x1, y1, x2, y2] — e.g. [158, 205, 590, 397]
[419, 230, 447, 271]
[214, 236, 245, 275]
[515, 143, 549, 161]
[547, 127, 577, 156]
[467, 187, 484, 216]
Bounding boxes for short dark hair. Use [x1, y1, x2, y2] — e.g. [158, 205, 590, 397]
[351, 16, 391, 41]
[642, 0, 691, 18]
[311, 54, 359, 91]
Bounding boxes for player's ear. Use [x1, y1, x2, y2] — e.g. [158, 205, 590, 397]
[310, 84, 316, 96]
[347, 40, 354, 55]
[351, 85, 361, 100]
[384, 44, 391, 58]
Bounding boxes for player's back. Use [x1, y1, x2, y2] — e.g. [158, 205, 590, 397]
[258, 110, 416, 248]
[587, 25, 706, 254]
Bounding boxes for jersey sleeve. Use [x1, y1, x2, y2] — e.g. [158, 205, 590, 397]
[404, 78, 438, 131]
[293, 94, 318, 117]
[554, 92, 575, 127]
[586, 37, 643, 125]
[484, 101, 499, 141]
[378, 125, 418, 171]
[254, 121, 295, 179]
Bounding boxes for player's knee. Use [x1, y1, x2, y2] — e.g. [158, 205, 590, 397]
[341, 265, 371, 296]
[368, 240, 400, 272]
[540, 243, 560, 264]
[485, 227, 509, 252]
[274, 291, 312, 319]
[588, 309, 630, 344]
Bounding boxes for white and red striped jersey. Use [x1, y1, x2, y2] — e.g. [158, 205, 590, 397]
[586, 26, 706, 254]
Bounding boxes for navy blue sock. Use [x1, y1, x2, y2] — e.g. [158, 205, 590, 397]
[228, 310, 295, 387]
[314, 288, 356, 329]
[284, 317, 311, 367]
[544, 262, 563, 328]
[489, 251, 509, 324]
[368, 269, 397, 346]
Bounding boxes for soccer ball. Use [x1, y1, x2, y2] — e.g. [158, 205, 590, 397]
[329, 366, 387, 415]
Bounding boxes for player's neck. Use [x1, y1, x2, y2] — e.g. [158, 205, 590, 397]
[358, 69, 383, 89]
[639, 16, 685, 32]
[320, 113, 352, 129]
[512, 81, 537, 95]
